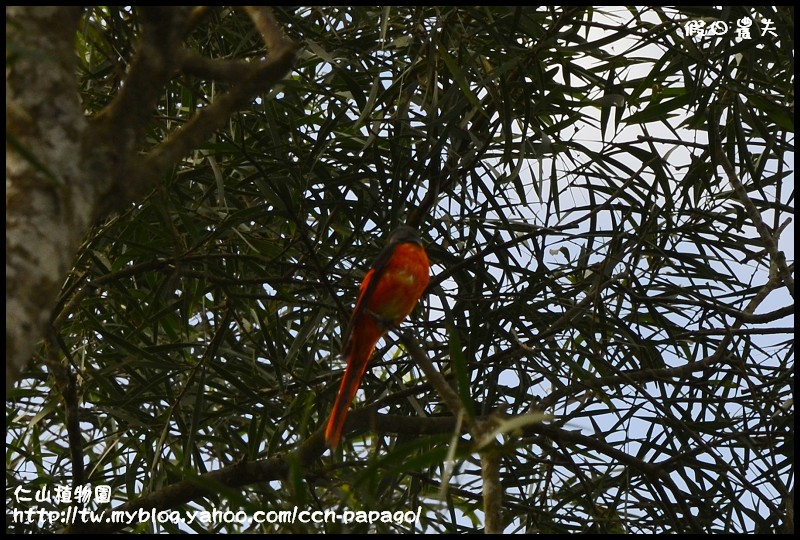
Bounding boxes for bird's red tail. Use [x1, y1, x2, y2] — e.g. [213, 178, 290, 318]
[325, 320, 383, 447]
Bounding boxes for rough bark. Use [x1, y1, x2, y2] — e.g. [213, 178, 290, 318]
[6, 7, 88, 390]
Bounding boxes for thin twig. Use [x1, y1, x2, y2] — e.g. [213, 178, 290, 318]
[709, 107, 794, 299]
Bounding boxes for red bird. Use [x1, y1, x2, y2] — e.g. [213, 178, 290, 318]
[325, 226, 430, 447]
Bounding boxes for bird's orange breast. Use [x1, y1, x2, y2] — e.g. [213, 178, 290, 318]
[365, 242, 430, 324]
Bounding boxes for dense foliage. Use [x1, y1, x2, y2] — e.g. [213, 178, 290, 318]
[7, 6, 793, 533]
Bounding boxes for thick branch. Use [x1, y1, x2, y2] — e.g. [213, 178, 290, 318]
[143, 7, 298, 191]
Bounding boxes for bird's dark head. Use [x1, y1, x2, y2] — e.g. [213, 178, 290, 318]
[388, 225, 423, 246]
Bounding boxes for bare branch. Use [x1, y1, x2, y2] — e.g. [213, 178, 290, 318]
[145, 14, 298, 181]
[178, 48, 257, 82]
[243, 6, 294, 54]
[709, 107, 794, 299]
